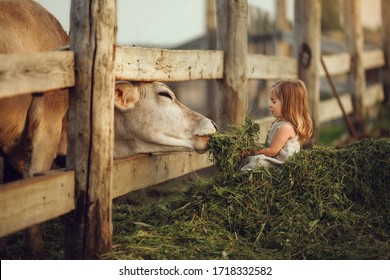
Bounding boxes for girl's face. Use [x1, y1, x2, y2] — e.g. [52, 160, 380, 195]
[269, 92, 283, 118]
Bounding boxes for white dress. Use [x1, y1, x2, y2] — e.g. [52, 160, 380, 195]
[240, 121, 300, 171]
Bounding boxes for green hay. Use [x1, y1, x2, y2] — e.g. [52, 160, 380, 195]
[104, 120, 390, 260]
[208, 116, 261, 181]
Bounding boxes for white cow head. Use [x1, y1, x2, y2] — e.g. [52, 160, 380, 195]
[114, 81, 217, 158]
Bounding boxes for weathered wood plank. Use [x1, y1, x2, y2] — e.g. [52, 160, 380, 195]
[362, 49, 385, 70]
[0, 171, 75, 238]
[217, 0, 248, 130]
[112, 152, 212, 198]
[344, 0, 366, 128]
[319, 50, 385, 77]
[295, 0, 322, 143]
[66, 0, 116, 259]
[382, 0, 390, 103]
[0, 51, 74, 98]
[319, 83, 384, 123]
[206, 0, 218, 120]
[319, 53, 351, 77]
[115, 46, 224, 81]
[319, 94, 353, 123]
[247, 54, 297, 79]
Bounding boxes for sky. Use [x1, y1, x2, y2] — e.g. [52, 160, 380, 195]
[35, 0, 285, 47]
[35, 0, 380, 48]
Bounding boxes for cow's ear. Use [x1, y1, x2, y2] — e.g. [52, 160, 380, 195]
[114, 82, 140, 111]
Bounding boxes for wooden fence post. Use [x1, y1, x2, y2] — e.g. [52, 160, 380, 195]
[294, 0, 321, 143]
[216, 0, 248, 130]
[65, 0, 116, 259]
[381, 0, 390, 105]
[343, 0, 366, 133]
[206, 0, 218, 121]
[275, 0, 291, 56]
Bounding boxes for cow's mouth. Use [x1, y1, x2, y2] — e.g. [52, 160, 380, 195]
[194, 135, 211, 154]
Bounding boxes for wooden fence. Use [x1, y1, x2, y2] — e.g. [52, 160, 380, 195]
[0, 0, 386, 259]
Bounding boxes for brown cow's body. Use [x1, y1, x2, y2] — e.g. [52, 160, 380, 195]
[0, 0, 68, 258]
[0, 0, 69, 176]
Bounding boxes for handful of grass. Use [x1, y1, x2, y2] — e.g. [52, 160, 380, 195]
[208, 116, 262, 178]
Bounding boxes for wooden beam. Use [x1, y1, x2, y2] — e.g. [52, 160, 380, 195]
[319, 83, 384, 123]
[319, 95, 353, 123]
[295, 0, 322, 143]
[248, 54, 297, 79]
[319, 53, 351, 77]
[216, 0, 249, 130]
[0, 171, 75, 238]
[66, 0, 116, 260]
[382, 0, 390, 104]
[319, 50, 385, 77]
[275, 0, 291, 56]
[344, 0, 366, 130]
[363, 49, 385, 70]
[0, 51, 74, 98]
[206, 0, 218, 120]
[115, 46, 223, 81]
[112, 152, 212, 198]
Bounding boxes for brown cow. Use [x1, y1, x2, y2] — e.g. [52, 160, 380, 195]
[0, 0, 216, 258]
[0, 0, 69, 258]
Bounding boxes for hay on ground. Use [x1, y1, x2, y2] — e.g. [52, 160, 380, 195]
[105, 118, 390, 260]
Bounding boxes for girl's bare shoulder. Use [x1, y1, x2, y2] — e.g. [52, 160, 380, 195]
[278, 122, 296, 138]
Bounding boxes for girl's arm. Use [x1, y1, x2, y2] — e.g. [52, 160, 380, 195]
[241, 124, 296, 157]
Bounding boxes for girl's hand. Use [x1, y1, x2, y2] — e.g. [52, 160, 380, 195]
[240, 149, 256, 157]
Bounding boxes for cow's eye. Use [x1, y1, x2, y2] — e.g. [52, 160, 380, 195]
[158, 91, 173, 100]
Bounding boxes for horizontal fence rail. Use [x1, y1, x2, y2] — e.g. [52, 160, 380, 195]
[0, 171, 75, 237]
[247, 54, 297, 79]
[0, 48, 384, 97]
[319, 49, 385, 77]
[112, 151, 212, 198]
[115, 46, 224, 81]
[0, 51, 75, 98]
[318, 83, 384, 123]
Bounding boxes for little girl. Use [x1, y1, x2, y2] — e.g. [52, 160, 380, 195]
[240, 79, 313, 171]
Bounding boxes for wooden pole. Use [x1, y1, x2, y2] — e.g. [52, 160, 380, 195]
[206, 0, 218, 121]
[294, 0, 321, 143]
[216, 0, 248, 131]
[343, 0, 366, 133]
[381, 0, 390, 105]
[275, 0, 290, 56]
[65, 0, 116, 259]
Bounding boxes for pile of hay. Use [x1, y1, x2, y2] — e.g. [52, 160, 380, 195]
[106, 119, 390, 260]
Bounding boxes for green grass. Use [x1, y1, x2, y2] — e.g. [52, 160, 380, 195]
[319, 122, 347, 145]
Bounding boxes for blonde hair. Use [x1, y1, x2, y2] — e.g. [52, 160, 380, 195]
[270, 79, 313, 144]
